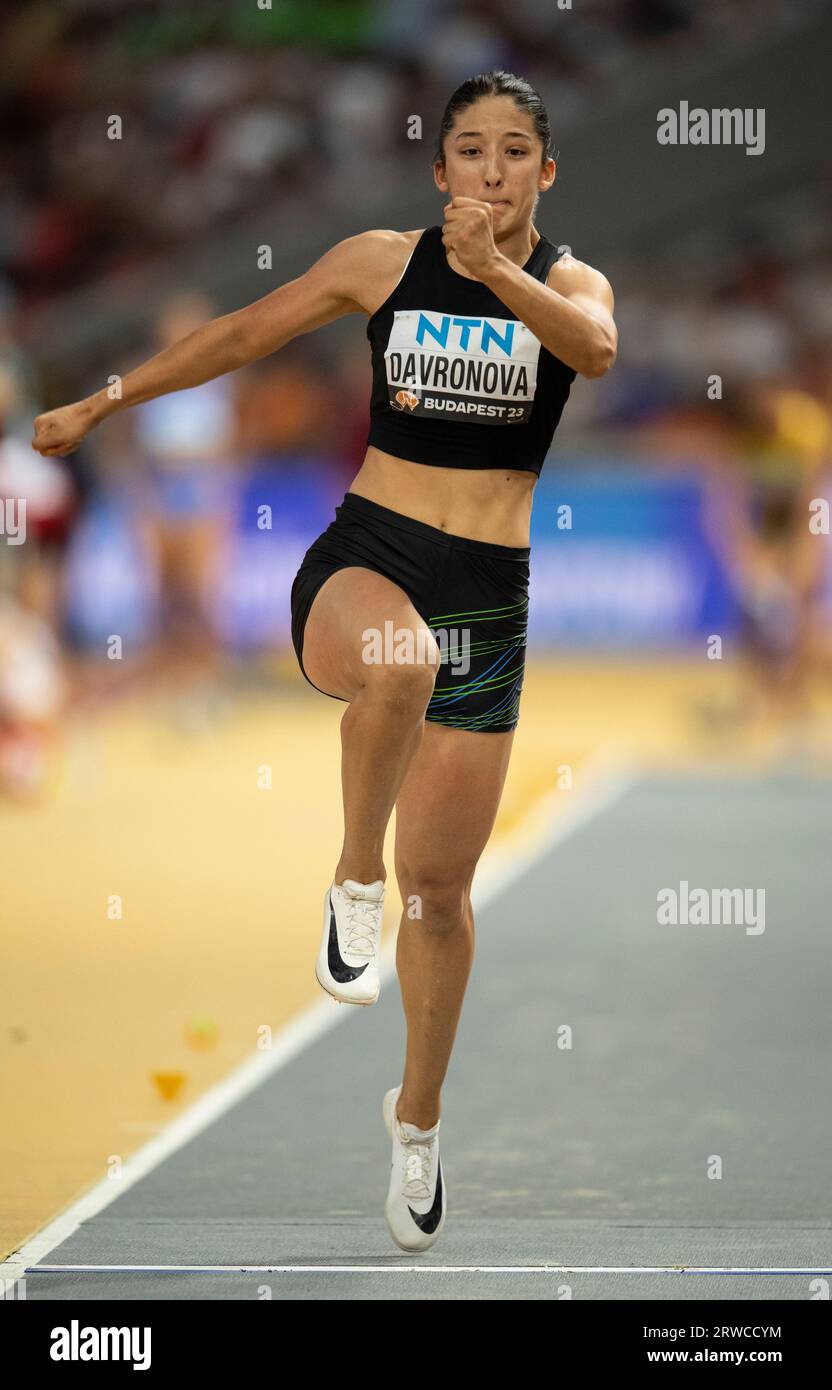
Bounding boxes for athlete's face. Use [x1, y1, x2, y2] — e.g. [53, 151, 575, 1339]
[434, 95, 555, 234]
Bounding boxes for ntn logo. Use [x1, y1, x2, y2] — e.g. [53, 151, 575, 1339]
[416, 313, 515, 356]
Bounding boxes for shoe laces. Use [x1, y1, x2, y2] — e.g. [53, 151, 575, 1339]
[397, 1124, 437, 1201]
[343, 893, 382, 958]
[402, 1139, 436, 1206]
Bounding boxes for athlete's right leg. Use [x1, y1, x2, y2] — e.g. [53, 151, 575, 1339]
[301, 566, 441, 887]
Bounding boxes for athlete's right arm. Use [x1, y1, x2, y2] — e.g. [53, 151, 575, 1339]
[31, 230, 401, 457]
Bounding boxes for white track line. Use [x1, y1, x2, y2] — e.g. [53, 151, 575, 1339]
[23, 1264, 832, 1276]
[1, 748, 634, 1292]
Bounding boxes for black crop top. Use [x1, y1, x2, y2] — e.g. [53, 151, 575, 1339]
[365, 224, 577, 476]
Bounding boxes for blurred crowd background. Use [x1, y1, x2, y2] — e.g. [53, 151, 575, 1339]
[1, 0, 832, 798]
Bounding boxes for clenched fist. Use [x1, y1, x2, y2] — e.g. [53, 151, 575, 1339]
[31, 399, 97, 458]
[441, 196, 501, 280]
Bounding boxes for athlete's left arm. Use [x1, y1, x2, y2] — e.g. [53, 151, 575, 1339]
[480, 255, 617, 379]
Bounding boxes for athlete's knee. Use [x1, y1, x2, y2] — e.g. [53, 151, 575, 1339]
[359, 645, 438, 712]
[397, 868, 472, 935]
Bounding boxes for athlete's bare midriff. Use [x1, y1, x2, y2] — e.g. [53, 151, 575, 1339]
[349, 226, 542, 549]
[349, 448, 536, 547]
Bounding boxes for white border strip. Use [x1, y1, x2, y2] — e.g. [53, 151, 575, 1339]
[1, 748, 634, 1292]
[22, 1264, 832, 1276]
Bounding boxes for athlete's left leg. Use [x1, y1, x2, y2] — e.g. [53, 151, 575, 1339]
[393, 720, 515, 1130]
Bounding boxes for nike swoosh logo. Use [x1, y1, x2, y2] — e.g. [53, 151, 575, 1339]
[327, 894, 369, 983]
[408, 1158, 443, 1233]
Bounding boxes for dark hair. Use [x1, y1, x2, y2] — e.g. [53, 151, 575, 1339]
[434, 71, 556, 166]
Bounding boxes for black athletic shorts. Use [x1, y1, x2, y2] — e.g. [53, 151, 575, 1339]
[290, 491, 531, 733]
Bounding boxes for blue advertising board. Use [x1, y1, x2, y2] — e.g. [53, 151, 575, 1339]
[61, 458, 832, 652]
[528, 460, 737, 647]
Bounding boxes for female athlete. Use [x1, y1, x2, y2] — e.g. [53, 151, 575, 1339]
[31, 71, 617, 1253]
